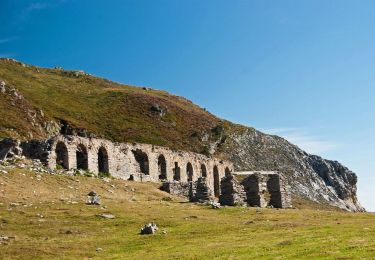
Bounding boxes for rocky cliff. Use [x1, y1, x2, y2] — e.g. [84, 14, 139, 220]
[218, 128, 364, 211]
[0, 58, 364, 211]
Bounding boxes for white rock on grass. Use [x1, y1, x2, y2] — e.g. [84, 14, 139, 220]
[140, 223, 158, 235]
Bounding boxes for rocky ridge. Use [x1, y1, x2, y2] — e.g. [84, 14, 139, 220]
[223, 128, 363, 211]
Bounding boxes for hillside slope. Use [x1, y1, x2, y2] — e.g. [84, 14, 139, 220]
[0, 162, 374, 259]
[0, 58, 363, 211]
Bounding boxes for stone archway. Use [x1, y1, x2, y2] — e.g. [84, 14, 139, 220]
[55, 141, 69, 170]
[76, 144, 88, 170]
[132, 149, 149, 175]
[213, 165, 220, 197]
[201, 164, 207, 177]
[98, 146, 109, 174]
[158, 154, 167, 180]
[186, 162, 194, 182]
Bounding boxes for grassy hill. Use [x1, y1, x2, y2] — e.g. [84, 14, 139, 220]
[0, 161, 374, 259]
[0, 58, 226, 154]
[0, 58, 363, 211]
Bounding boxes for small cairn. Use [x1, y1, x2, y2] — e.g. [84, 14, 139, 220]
[87, 191, 101, 205]
[140, 223, 158, 235]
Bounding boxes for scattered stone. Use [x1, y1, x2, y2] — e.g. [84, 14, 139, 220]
[161, 197, 173, 202]
[97, 213, 115, 219]
[0, 236, 15, 242]
[150, 104, 166, 117]
[210, 201, 221, 209]
[87, 191, 101, 205]
[140, 223, 158, 235]
[96, 247, 103, 252]
[0, 170, 8, 174]
[88, 191, 97, 196]
[102, 178, 111, 183]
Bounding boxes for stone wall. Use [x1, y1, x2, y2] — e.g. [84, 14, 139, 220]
[0, 135, 292, 208]
[36, 135, 233, 193]
[216, 172, 292, 208]
[219, 175, 247, 206]
[239, 172, 292, 208]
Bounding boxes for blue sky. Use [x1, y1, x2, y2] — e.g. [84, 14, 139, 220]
[1, 0, 375, 211]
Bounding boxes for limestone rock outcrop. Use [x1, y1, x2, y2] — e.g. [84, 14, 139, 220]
[224, 129, 364, 211]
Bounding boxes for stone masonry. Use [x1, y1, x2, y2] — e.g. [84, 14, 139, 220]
[3, 135, 233, 196]
[219, 174, 247, 206]
[0, 135, 292, 208]
[231, 171, 292, 208]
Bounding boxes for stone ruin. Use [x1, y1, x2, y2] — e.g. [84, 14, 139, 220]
[0, 135, 292, 209]
[226, 172, 292, 208]
[219, 174, 247, 206]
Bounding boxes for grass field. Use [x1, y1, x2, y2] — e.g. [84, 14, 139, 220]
[0, 166, 374, 259]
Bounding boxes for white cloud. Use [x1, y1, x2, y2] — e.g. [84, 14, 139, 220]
[262, 127, 340, 155]
[0, 37, 17, 44]
[20, 1, 66, 20]
[25, 2, 49, 12]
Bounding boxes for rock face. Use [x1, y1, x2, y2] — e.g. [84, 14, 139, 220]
[223, 128, 364, 211]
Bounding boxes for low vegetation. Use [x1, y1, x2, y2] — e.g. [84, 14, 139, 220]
[0, 59, 226, 155]
[0, 165, 374, 259]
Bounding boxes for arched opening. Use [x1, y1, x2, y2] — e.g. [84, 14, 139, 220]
[98, 146, 109, 174]
[158, 154, 167, 180]
[55, 142, 69, 170]
[213, 165, 220, 197]
[201, 164, 207, 178]
[186, 162, 194, 182]
[132, 149, 149, 175]
[173, 162, 180, 181]
[76, 144, 88, 170]
[225, 167, 231, 176]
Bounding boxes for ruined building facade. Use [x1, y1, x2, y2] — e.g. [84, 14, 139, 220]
[0, 135, 292, 208]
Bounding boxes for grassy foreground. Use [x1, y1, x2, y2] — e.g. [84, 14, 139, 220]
[0, 168, 374, 259]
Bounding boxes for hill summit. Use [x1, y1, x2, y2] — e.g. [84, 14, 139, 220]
[0, 58, 364, 211]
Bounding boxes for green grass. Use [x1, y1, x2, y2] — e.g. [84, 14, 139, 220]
[0, 168, 374, 259]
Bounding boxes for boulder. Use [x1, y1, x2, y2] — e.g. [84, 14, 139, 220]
[140, 223, 158, 235]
